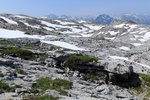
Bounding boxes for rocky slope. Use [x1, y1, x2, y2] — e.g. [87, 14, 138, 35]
[0, 14, 150, 100]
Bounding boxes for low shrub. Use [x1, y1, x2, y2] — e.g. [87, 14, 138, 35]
[31, 77, 73, 96]
[0, 80, 15, 92]
[0, 47, 35, 60]
[23, 95, 59, 100]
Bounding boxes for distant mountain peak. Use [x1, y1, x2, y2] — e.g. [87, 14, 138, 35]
[95, 14, 114, 24]
[121, 14, 150, 25]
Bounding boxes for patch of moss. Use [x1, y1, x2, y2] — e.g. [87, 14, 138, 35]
[66, 54, 98, 64]
[31, 77, 73, 96]
[23, 44, 40, 50]
[138, 73, 150, 87]
[139, 73, 150, 82]
[15, 68, 27, 75]
[82, 73, 101, 83]
[63, 54, 98, 70]
[0, 40, 14, 46]
[0, 47, 36, 60]
[23, 95, 59, 100]
[129, 86, 144, 95]
[0, 80, 15, 92]
[128, 73, 150, 95]
[0, 72, 4, 77]
[146, 89, 150, 97]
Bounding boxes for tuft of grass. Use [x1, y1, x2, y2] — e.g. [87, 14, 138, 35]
[82, 73, 101, 83]
[0, 80, 15, 92]
[0, 40, 14, 46]
[139, 73, 150, 82]
[66, 54, 98, 64]
[129, 73, 150, 95]
[15, 68, 27, 75]
[23, 44, 40, 50]
[129, 86, 144, 95]
[63, 54, 98, 70]
[0, 47, 36, 60]
[31, 77, 73, 96]
[52, 78, 73, 90]
[0, 72, 4, 77]
[138, 73, 150, 87]
[23, 95, 59, 100]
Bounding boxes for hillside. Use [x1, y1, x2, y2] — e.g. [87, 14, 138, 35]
[0, 14, 150, 100]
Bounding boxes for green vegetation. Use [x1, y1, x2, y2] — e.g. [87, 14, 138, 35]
[66, 54, 98, 64]
[82, 73, 101, 83]
[0, 72, 4, 77]
[63, 54, 98, 69]
[139, 73, 150, 82]
[0, 40, 14, 46]
[0, 47, 48, 61]
[31, 77, 73, 96]
[0, 47, 36, 60]
[143, 89, 150, 99]
[23, 44, 40, 50]
[128, 73, 150, 98]
[137, 74, 150, 99]
[15, 68, 27, 75]
[0, 80, 15, 92]
[138, 73, 150, 87]
[23, 95, 59, 100]
[129, 86, 144, 95]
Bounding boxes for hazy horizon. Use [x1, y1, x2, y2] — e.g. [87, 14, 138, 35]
[0, 0, 149, 17]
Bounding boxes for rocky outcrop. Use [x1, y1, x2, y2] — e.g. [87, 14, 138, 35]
[55, 54, 141, 88]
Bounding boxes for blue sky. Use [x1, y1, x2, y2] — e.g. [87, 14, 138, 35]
[0, 0, 149, 17]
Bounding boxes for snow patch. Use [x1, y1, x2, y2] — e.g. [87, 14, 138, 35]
[109, 56, 129, 61]
[110, 56, 150, 69]
[23, 22, 40, 29]
[114, 24, 125, 28]
[55, 20, 75, 25]
[85, 24, 103, 30]
[12, 15, 32, 19]
[119, 46, 130, 51]
[109, 31, 119, 36]
[0, 16, 18, 25]
[43, 27, 54, 31]
[132, 43, 142, 46]
[41, 40, 86, 51]
[129, 25, 137, 29]
[0, 28, 53, 39]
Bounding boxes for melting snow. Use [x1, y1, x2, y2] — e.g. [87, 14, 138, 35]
[143, 32, 150, 41]
[0, 28, 86, 51]
[114, 24, 125, 28]
[119, 46, 130, 51]
[109, 56, 129, 61]
[12, 15, 32, 19]
[43, 27, 54, 31]
[41, 40, 86, 51]
[0, 16, 18, 25]
[105, 37, 115, 40]
[23, 22, 40, 29]
[85, 24, 103, 30]
[41, 21, 67, 28]
[129, 25, 137, 29]
[55, 20, 75, 25]
[132, 43, 142, 46]
[110, 56, 150, 69]
[0, 28, 46, 39]
[109, 31, 119, 36]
